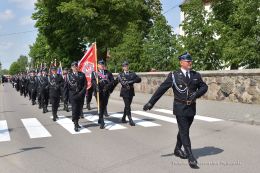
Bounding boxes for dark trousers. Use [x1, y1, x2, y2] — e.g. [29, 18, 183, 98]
[175, 115, 194, 152]
[41, 90, 49, 108]
[86, 87, 94, 104]
[31, 90, 37, 102]
[20, 86, 25, 95]
[70, 93, 85, 122]
[123, 97, 133, 117]
[63, 89, 69, 105]
[50, 97, 60, 115]
[98, 92, 109, 123]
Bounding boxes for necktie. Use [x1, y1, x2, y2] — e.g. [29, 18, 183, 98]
[185, 71, 190, 83]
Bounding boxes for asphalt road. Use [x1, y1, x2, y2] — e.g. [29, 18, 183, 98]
[0, 83, 260, 173]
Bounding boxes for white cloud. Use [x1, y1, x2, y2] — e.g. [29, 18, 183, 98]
[0, 42, 14, 50]
[8, 0, 36, 10]
[0, 9, 15, 22]
[19, 16, 35, 26]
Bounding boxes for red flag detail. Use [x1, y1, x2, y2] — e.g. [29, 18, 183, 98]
[79, 43, 97, 90]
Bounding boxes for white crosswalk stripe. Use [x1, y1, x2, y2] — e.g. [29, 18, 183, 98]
[0, 120, 11, 142]
[0, 108, 225, 142]
[154, 109, 224, 122]
[21, 118, 52, 139]
[51, 115, 91, 134]
[84, 114, 127, 130]
[132, 111, 177, 124]
[109, 113, 161, 127]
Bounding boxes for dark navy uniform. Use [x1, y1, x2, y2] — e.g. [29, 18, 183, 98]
[91, 60, 114, 129]
[38, 69, 49, 113]
[117, 61, 141, 126]
[19, 74, 27, 97]
[143, 52, 208, 169]
[37, 71, 43, 109]
[28, 71, 38, 105]
[62, 68, 70, 112]
[67, 62, 86, 132]
[49, 67, 64, 121]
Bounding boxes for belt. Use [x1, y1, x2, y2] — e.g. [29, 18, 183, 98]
[174, 98, 195, 105]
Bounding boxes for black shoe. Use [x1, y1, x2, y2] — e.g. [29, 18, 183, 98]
[76, 123, 81, 128]
[174, 148, 188, 159]
[43, 109, 46, 113]
[66, 108, 69, 112]
[129, 120, 135, 126]
[74, 126, 79, 132]
[188, 156, 199, 169]
[100, 123, 105, 129]
[98, 119, 101, 124]
[32, 101, 36, 105]
[52, 117, 57, 121]
[121, 118, 127, 123]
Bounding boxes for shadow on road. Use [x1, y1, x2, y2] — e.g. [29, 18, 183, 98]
[161, 146, 224, 159]
[0, 147, 44, 158]
[193, 146, 224, 159]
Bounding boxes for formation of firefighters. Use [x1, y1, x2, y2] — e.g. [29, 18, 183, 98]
[10, 60, 141, 131]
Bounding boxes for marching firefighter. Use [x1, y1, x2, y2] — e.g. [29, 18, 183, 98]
[91, 59, 114, 129]
[116, 61, 141, 126]
[49, 66, 64, 121]
[66, 62, 86, 132]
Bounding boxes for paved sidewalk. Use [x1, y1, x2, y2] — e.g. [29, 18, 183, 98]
[110, 90, 260, 125]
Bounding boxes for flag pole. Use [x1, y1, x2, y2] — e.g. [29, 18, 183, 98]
[95, 42, 100, 115]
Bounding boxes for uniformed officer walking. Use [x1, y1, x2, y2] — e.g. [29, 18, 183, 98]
[62, 68, 70, 112]
[91, 59, 114, 129]
[38, 68, 49, 113]
[66, 62, 86, 132]
[28, 70, 38, 105]
[116, 61, 141, 126]
[49, 66, 64, 121]
[37, 70, 43, 109]
[143, 52, 208, 169]
[19, 73, 27, 97]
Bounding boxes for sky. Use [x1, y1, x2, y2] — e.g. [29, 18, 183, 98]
[0, 0, 183, 70]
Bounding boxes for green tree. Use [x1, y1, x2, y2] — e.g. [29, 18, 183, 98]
[1, 69, 9, 75]
[8, 55, 28, 75]
[108, 22, 144, 72]
[142, 15, 179, 71]
[9, 62, 21, 75]
[32, 0, 151, 62]
[212, 0, 260, 69]
[180, 0, 223, 70]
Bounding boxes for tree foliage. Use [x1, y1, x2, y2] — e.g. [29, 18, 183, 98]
[211, 0, 260, 69]
[142, 15, 179, 71]
[181, 0, 260, 70]
[180, 0, 223, 70]
[9, 55, 28, 75]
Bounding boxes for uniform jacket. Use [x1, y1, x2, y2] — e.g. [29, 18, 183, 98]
[117, 71, 141, 98]
[91, 70, 114, 95]
[48, 74, 64, 98]
[66, 72, 86, 100]
[148, 69, 208, 117]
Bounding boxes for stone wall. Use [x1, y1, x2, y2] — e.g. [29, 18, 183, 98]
[113, 69, 260, 104]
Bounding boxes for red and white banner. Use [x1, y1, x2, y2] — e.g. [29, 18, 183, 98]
[78, 43, 97, 90]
